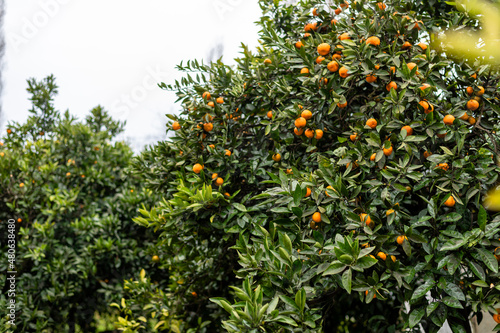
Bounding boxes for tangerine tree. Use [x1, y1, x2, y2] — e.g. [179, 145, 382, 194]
[0, 76, 163, 332]
[115, 0, 500, 331]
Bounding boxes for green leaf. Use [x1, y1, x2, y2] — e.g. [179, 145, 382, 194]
[295, 288, 306, 312]
[355, 256, 377, 269]
[342, 268, 352, 294]
[409, 307, 425, 328]
[478, 205, 487, 231]
[283, 233, 293, 254]
[411, 280, 434, 300]
[426, 302, 440, 316]
[323, 261, 347, 276]
[272, 315, 298, 326]
[477, 248, 498, 273]
[443, 282, 465, 301]
[233, 203, 247, 212]
[442, 296, 463, 309]
[278, 295, 299, 311]
[469, 261, 486, 281]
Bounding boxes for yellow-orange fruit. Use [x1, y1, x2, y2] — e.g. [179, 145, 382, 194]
[193, 164, 204, 174]
[383, 145, 393, 156]
[366, 36, 381, 46]
[294, 127, 304, 136]
[444, 196, 456, 207]
[386, 81, 397, 91]
[466, 86, 473, 95]
[202, 91, 211, 100]
[360, 213, 371, 225]
[315, 129, 324, 139]
[204, 123, 214, 132]
[267, 111, 273, 119]
[401, 125, 413, 136]
[443, 115, 455, 125]
[225, 149, 232, 156]
[317, 43, 331, 56]
[305, 129, 315, 138]
[305, 188, 311, 197]
[366, 74, 377, 83]
[337, 101, 348, 108]
[312, 212, 322, 223]
[301, 68, 310, 74]
[339, 66, 349, 78]
[397, 235, 407, 245]
[327, 61, 339, 72]
[377, 252, 387, 260]
[366, 118, 377, 129]
[272, 153, 281, 162]
[295, 117, 307, 128]
[467, 99, 479, 111]
[215, 177, 224, 186]
[264, 58, 272, 64]
[172, 121, 181, 130]
[370, 153, 376, 161]
[295, 41, 304, 48]
[301, 110, 312, 119]
[350, 133, 357, 141]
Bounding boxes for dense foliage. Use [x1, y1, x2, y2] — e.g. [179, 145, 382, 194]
[113, 0, 500, 332]
[0, 76, 163, 332]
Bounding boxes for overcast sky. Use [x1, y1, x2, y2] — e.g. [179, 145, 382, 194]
[2, 0, 261, 151]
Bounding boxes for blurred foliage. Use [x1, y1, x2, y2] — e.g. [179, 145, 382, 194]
[0, 75, 164, 332]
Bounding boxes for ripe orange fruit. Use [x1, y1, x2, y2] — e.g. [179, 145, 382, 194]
[305, 129, 315, 138]
[172, 121, 181, 130]
[216, 97, 223, 104]
[298, 104, 304, 109]
[444, 195, 456, 207]
[374, 64, 380, 70]
[389, 66, 396, 74]
[294, 127, 304, 136]
[331, 19, 338, 25]
[272, 153, 281, 162]
[459, 112, 469, 121]
[366, 74, 377, 83]
[401, 125, 413, 136]
[437, 132, 447, 138]
[332, 53, 342, 60]
[350, 133, 357, 141]
[407, 62, 418, 72]
[436, 163, 449, 171]
[212, 173, 218, 180]
[310, 221, 318, 229]
[467, 99, 479, 111]
[295, 41, 304, 48]
[215, 177, 224, 186]
[417, 42, 427, 50]
[202, 91, 211, 100]
[493, 314, 500, 324]
[396, 235, 407, 245]
[423, 151, 432, 158]
[208, 101, 215, 107]
[339, 67, 349, 78]
[316, 56, 325, 64]
[402, 41, 412, 49]
[443, 115, 455, 125]
[225, 149, 232, 156]
[304, 22, 316, 32]
[391, 255, 397, 262]
[315, 129, 324, 139]
[327, 61, 339, 72]
[377, 252, 387, 260]
[295, 117, 307, 128]
[301, 68, 310, 74]
[469, 116, 476, 125]
[366, 118, 377, 129]
[366, 36, 381, 46]
[386, 81, 397, 92]
[267, 111, 273, 119]
[17, 218, 22, 223]
[224, 192, 230, 197]
[477, 86, 485, 96]
[339, 32, 351, 40]
[418, 100, 429, 113]
[335, 8, 342, 15]
[383, 145, 393, 156]
[466, 86, 473, 95]
[420, 83, 431, 91]
[312, 8, 319, 16]
[193, 164, 203, 174]
[312, 212, 322, 223]
[264, 58, 272, 65]
[370, 153, 376, 161]
[19, 183, 25, 188]
[304, 33, 311, 38]
[337, 101, 348, 108]
[203, 123, 214, 132]
[360, 213, 371, 225]
[317, 43, 331, 55]
[305, 188, 311, 197]
[471, 73, 477, 79]
[377, 2, 386, 10]
[152, 255, 160, 263]
[386, 209, 395, 216]
[301, 110, 312, 119]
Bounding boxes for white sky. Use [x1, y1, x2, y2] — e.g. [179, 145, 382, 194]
[2, 0, 261, 151]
